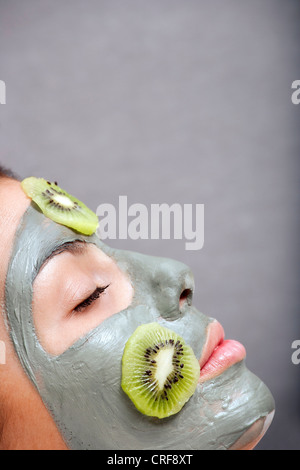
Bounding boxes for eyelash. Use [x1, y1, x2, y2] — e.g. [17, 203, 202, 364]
[74, 285, 110, 313]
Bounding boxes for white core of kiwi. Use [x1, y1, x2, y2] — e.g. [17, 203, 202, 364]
[155, 347, 175, 391]
[51, 192, 76, 209]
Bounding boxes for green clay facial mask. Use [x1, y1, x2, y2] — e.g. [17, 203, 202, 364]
[5, 205, 275, 450]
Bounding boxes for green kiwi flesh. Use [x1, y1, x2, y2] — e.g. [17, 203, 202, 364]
[21, 177, 99, 236]
[121, 323, 200, 419]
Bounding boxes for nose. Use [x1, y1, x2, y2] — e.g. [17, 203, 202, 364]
[112, 248, 195, 321]
[151, 257, 195, 321]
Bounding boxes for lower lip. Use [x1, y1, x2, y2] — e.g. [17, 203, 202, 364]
[199, 339, 246, 383]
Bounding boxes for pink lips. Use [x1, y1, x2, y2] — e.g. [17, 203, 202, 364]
[199, 321, 246, 383]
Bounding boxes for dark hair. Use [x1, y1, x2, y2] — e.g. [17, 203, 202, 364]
[0, 164, 19, 180]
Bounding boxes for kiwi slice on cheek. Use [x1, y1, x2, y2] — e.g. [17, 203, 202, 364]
[121, 323, 200, 419]
[21, 177, 99, 236]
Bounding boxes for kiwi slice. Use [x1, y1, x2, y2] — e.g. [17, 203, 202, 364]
[121, 323, 200, 419]
[21, 177, 98, 236]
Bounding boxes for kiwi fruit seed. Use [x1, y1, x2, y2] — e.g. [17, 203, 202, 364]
[121, 322, 200, 419]
[21, 177, 99, 236]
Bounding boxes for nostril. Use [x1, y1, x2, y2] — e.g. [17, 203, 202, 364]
[179, 288, 193, 309]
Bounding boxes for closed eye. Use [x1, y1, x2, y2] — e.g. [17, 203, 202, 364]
[74, 285, 110, 313]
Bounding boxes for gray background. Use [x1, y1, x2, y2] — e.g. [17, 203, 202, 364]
[0, 0, 299, 450]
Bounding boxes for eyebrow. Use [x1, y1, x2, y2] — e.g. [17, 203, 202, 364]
[40, 241, 89, 270]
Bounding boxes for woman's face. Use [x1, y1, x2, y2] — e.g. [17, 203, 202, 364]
[1, 179, 275, 450]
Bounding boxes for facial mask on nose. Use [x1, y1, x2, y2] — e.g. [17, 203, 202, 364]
[5, 205, 275, 450]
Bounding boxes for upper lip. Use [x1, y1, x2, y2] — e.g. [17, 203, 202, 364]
[199, 320, 225, 369]
[198, 320, 246, 383]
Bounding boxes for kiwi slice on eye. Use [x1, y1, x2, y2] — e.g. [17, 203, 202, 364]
[21, 177, 98, 236]
[121, 323, 200, 419]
